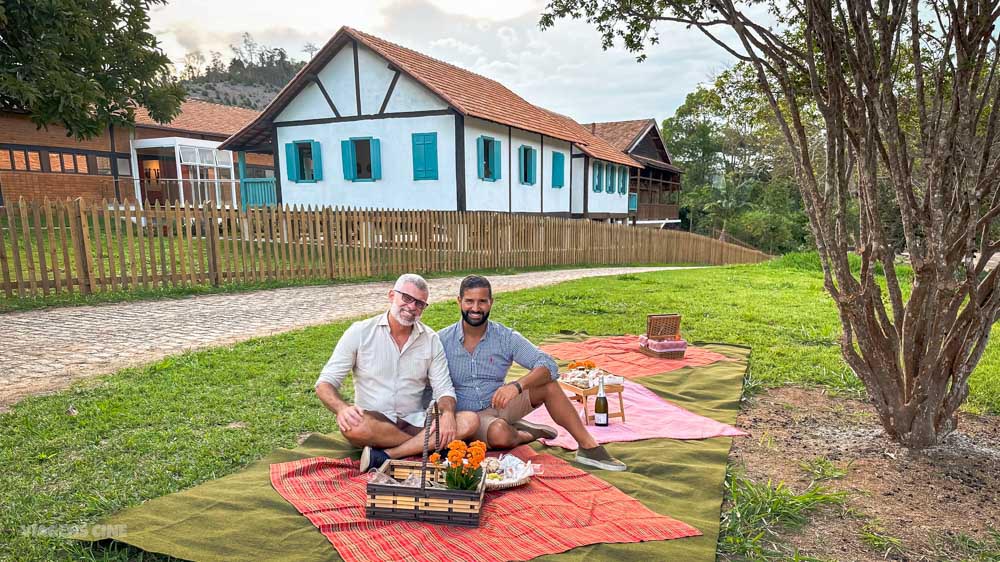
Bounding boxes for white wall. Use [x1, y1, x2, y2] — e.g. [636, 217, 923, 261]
[463, 117, 510, 212]
[586, 158, 630, 215]
[316, 45, 359, 117]
[276, 82, 335, 122]
[509, 128, 541, 213]
[277, 114, 457, 210]
[570, 148, 586, 214]
[541, 138, 572, 213]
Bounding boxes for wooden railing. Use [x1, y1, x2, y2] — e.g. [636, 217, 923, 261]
[0, 197, 771, 299]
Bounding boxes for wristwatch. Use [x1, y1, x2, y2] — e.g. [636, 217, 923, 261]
[511, 381, 523, 394]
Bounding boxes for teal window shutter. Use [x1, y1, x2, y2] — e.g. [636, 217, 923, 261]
[477, 136, 485, 179]
[529, 148, 537, 185]
[412, 133, 425, 180]
[412, 133, 438, 180]
[593, 161, 602, 192]
[311, 141, 323, 181]
[491, 139, 502, 180]
[426, 134, 438, 179]
[341, 140, 355, 180]
[371, 138, 382, 180]
[619, 166, 627, 194]
[606, 163, 615, 193]
[552, 152, 564, 188]
[285, 143, 299, 183]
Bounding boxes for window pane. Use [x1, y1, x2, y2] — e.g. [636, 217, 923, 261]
[483, 139, 493, 179]
[75, 154, 89, 174]
[27, 151, 42, 171]
[216, 151, 233, 167]
[12, 150, 27, 170]
[297, 142, 315, 181]
[179, 146, 198, 163]
[218, 167, 232, 180]
[198, 148, 216, 166]
[352, 139, 371, 180]
[49, 153, 62, 172]
[62, 154, 76, 172]
[117, 157, 132, 176]
[96, 156, 112, 175]
[0, 150, 11, 170]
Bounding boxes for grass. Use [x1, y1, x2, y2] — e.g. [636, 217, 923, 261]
[859, 520, 905, 559]
[934, 527, 1000, 561]
[718, 470, 848, 560]
[799, 457, 851, 482]
[1, 257, 998, 560]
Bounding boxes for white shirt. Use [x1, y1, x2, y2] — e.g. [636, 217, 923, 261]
[316, 312, 455, 427]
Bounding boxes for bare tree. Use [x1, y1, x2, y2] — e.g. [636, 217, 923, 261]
[542, 0, 1000, 447]
[303, 42, 319, 59]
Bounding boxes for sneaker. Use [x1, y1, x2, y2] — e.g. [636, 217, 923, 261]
[575, 445, 627, 471]
[512, 419, 558, 442]
[360, 446, 390, 472]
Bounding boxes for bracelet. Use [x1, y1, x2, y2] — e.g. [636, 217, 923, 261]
[512, 381, 523, 394]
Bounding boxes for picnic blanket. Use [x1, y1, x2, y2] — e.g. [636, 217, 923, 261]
[522, 379, 747, 450]
[269, 446, 700, 562]
[77, 342, 750, 562]
[540, 335, 735, 378]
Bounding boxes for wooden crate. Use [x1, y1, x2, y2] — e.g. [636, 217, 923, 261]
[366, 460, 486, 527]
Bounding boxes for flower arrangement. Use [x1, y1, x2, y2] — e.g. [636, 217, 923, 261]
[429, 440, 486, 490]
[567, 359, 597, 370]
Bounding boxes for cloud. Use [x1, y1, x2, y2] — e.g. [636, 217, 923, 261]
[150, 0, 742, 122]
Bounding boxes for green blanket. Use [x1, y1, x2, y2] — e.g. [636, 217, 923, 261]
[80, 343, 749, 562]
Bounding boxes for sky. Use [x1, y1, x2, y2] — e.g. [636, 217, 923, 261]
[149, 0, 739, 126]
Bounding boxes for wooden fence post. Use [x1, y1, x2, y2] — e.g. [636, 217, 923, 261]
[69, 198, 92, 295]
[205, 205, 221, 287]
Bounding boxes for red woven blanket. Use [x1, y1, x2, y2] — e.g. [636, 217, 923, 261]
[541, 335, 734, 378]
[270, 446, 700, 562]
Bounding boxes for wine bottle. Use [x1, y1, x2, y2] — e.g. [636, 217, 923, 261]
[594, 375, 609, 426]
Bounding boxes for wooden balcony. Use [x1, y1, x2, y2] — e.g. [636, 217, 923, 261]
[635, 203, 679, 221]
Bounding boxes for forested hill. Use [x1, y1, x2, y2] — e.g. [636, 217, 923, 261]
[178, 33, 307, 110]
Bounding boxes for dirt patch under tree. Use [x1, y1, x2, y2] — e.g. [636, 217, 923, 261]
[728, 386, 1000, 561]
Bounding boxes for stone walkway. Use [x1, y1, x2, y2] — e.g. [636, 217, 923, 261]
[1, 266, 699, 410]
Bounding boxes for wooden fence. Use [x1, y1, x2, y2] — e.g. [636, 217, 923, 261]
[0, 198, 770, 298]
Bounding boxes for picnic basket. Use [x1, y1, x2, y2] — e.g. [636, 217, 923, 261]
[639, 313, 687, 359]
[365, 402, 486, 527]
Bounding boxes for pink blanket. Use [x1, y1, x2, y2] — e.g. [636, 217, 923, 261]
[523, 380, 746, 450]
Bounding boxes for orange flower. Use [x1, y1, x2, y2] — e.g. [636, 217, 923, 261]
[447, 440, 467, 453]
[428, 452, 441, 465]
[470, 440, 487, 452]
[447, 450, 464, 466]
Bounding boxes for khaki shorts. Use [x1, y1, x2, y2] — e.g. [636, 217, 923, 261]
[473, 389, 537, 443]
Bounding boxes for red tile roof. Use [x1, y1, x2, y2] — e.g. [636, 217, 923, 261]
[135, 99, 261, 137]
[582, 119, 654, 152]
[221, 27, 640, 167]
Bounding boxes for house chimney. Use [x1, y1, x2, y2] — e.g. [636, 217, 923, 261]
[590, 123, 596, 134]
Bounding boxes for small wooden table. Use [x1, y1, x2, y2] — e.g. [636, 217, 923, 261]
[558, 380, 626, 425]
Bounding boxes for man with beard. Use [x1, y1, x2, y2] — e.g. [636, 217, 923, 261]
[439, 275, 626, 471]
[316, 273, 479, 472]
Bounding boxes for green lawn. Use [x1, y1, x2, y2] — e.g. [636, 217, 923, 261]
[1, 257, 997, 560]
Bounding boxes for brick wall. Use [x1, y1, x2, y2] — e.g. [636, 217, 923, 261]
[0, 170, 123, 203]
[0, 114, 113, 152]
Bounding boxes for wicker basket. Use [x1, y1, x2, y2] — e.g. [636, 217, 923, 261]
[647, 313, 682, 341]
[365, 403, 486, 527]
[638, 345, 686, 359]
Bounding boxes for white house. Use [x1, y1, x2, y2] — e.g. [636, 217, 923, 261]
[220, 27, 642, 220]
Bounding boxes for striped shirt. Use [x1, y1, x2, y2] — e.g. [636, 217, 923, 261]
[439, 320, 559, 412]
[316, 312, 455, 427]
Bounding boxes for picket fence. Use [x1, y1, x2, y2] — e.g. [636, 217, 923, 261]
[0, 198, 770, 298]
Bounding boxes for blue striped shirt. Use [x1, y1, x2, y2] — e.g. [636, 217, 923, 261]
[439, 320, 559, 412]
